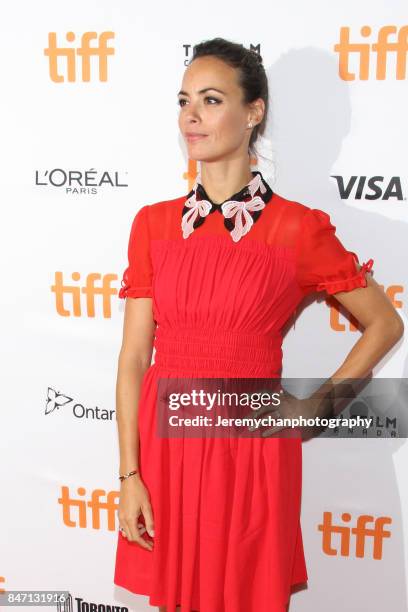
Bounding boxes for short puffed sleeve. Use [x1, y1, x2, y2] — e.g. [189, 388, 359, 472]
[118, 205, 153, 299]
[295, 208, 374, 296]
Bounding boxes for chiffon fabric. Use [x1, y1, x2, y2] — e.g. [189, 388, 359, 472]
[113, 186, 374, 612]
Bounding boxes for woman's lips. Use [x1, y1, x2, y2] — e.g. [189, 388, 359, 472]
[186, 134, 208, 142]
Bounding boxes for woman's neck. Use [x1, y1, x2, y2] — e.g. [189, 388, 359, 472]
[199, 162, 254, 205]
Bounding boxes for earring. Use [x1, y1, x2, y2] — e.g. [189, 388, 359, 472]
[248, 122, 253, 128]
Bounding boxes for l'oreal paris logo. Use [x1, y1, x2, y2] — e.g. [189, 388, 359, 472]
[35, 168, 128, 194]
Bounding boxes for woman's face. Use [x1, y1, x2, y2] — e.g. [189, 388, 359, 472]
[178, 56, 260, 162]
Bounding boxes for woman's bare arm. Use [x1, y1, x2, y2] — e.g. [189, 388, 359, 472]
[330, 271, 404, 380]
[116, 297, 156, 474]
[116, 297, 157, 548]
[312, 269, 404, 416]
[263, 271, 405, 437]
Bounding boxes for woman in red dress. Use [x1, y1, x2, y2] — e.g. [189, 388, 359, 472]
[113, 38, 404, 612]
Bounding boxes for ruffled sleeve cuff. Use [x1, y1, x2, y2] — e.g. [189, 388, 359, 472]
[118, 284, 152, 299]
[316, 256, 374, 295]
[118, 268, 152, 299]
[295, 207, 375, 297]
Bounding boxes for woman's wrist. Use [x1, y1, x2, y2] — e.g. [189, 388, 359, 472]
[313, 377, 360, 418]
[119, 467, 140, 482]
[119, 473, 142, 486]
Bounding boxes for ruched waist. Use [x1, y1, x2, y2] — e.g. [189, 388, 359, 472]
[152, 326, 282, 377]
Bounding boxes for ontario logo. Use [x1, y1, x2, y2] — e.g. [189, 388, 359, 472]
[45, 387, 115, 421]
[35, 168, 128, 195]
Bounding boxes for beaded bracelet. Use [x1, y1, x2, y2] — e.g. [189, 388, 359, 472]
[119, 468, 139, 482]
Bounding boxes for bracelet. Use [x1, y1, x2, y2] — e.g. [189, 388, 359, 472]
[119, 468, 139, 482]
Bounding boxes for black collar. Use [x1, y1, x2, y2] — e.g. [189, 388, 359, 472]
[183, 170, 273, 233]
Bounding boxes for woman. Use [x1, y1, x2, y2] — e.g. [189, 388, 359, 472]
[113, 38, 404, 612]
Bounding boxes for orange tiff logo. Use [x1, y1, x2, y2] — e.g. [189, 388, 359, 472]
[318, 511, 392, 559]
[334, 25, 408, 80]
[58, 486, 120, 530]
[44, 32, 115, 82]
[51, 272, 119, 318]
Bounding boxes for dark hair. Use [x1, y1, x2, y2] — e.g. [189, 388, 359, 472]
[190, 37, 269, 159]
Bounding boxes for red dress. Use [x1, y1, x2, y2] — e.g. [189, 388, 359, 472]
[113, 183, 374, 612]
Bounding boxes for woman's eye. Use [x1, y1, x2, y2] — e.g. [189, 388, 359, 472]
[177, 96, 220, 107]
[205, 96, 220, 104]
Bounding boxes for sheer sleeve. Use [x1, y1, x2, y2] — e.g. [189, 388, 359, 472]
[118, 205, 153, 299]
[295, 208, 374, 296]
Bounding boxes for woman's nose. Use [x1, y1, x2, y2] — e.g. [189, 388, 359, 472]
[185, 102, 202, 122]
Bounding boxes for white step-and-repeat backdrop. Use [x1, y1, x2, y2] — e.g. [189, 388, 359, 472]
[2, 1, 407, 610]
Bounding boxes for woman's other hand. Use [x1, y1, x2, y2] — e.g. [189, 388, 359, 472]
[118, 474, 155, 550]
